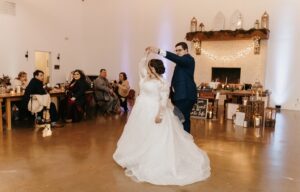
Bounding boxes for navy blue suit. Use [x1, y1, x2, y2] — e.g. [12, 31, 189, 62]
[165, 51, 197, 133]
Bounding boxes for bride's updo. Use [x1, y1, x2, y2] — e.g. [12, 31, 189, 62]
[148, 59, 165, 75]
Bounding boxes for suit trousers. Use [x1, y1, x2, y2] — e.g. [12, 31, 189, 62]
[173, 99, 195, 133]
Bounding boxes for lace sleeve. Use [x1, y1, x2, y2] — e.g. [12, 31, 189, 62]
[159, 80, 170, 109]
[138, 56, 148, 80]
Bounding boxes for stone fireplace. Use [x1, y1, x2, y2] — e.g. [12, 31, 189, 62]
[211, 67, 241, 84]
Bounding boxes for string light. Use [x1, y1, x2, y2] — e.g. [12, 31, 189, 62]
[199, 41, 256, 62]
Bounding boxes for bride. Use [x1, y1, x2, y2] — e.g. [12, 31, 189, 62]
[113, 53, 210, 186]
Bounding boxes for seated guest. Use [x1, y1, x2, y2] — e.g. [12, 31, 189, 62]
[114, 72, 130, 112]
[94, 69, 119, 114]
[10, 71, 28, 120]
[12, 71, 28, 91]
[63, 69, 89, 122]
[22, 70, 63, 127]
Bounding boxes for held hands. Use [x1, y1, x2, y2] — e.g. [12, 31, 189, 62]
[145, 46, 160, 55]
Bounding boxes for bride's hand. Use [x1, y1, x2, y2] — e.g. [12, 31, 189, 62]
[145, 46, 159, 54]
[155, 115, 162, 124]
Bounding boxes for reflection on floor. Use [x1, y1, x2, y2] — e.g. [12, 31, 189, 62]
[1, 108, 300, 192]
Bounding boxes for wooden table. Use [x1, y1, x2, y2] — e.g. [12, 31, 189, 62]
[218, 90, 270, 107]
[219, 90, 268, 96]
[198, 89, 271, 119]
[0, 89, 65, 131]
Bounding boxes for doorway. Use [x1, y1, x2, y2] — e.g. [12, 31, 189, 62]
[35, 51, 51, 84]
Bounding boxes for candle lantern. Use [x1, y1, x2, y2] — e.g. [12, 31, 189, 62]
[193, 40, 201, 55]
[264, 107, 277, 127]
[236, 14, 243, 29]
[208, 111, 213, 119]
[253, 114, 263, 129]
[243, 120, 248, 127]
[190, 17, 198, 32]
[242, 97, 248, 106]
[261, 11, 269, 29]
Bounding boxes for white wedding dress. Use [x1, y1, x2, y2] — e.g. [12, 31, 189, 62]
[113, 56, 210, 186]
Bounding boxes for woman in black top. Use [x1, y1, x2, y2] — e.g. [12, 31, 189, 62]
[64, 69, 89, 122]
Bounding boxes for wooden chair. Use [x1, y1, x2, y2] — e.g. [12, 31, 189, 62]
[127, 89, 136, 107]
[83, 90, 96, 119]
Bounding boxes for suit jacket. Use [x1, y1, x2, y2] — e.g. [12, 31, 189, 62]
[165, 51, 197, 102]
[21, 77, 47, 114]
[93, 76, 111, 101]
[22, 78, 46, 105]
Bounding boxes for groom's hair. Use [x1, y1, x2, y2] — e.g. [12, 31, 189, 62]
[175, 42, 188, 51]
[149, 59, 165, 75]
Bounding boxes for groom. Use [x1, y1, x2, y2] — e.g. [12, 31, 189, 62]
[147, 42, 197, 133]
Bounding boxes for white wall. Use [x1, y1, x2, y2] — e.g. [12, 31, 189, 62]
[0, 0, 83, 83]
[1, 0, 300, 110]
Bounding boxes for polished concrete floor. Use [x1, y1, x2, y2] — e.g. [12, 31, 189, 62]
[1, 108, 300, 192]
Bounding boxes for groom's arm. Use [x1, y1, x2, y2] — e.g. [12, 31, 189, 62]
[158, 49, 193, 67]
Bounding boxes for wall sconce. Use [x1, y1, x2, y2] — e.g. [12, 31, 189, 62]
[192, 38, 201, 55]
[25, 51, 29, 60]
[253, 36, 261, 54]
[57, 53, 60, 60]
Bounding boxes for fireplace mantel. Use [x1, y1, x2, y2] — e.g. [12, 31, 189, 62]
[186, 28, 269, 55]
[186, 28, 269, 41]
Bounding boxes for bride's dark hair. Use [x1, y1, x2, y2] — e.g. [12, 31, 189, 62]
[148, 59, 165, 75]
